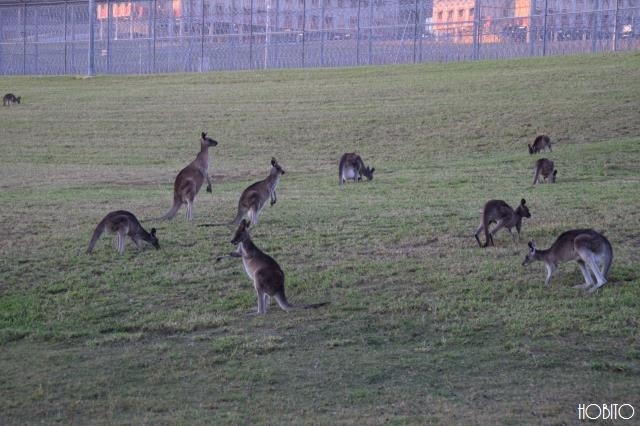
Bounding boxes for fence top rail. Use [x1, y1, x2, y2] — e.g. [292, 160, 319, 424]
[0, 0, 88, 6]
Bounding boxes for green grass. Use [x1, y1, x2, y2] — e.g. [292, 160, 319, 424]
[1, 52, 639, 424]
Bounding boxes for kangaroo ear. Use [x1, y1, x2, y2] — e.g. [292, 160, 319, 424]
[370, 167, 375, 174]
[553, 170, 558, 175]
[151, 228, 157, 236]
[271, 157, 277, 166]
[201, 132, 207, 139]
[241, 219, 250, 229]
[520, 198, 526, 205]
[528, 240, 535, 250]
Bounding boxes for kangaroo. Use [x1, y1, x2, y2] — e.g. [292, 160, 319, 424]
[528, 135, 552, 154]
[230, 157, 285, 225]
[532, 158, 557, 185]
[474, 198, 531, 247]
[522, 229, 613, 293]
[163, 132, 218, 221]
[216, 220, 328, 314]
[339, 153, 375, 185]
[3, 93, 21, 106]
[87, 210, 159, 254]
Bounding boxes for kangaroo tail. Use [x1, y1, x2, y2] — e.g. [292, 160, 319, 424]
[301, 302, 330, 309]
[273, 293, 296, 312]
[602, 240, 614, 278]
[274, 293, 329, 312]
[86, 222, 105, 253]
[162, 194, 182, 221]
[197, 222, 232, 227]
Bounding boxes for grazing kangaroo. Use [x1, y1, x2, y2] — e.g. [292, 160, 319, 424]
[522, 229, 613, 293]
[216, 220, 329, 314]
[474, 198, 531, 247]
[3, 93, 21, 106]
[230, 157, 285, 225]
[163, 132, 218, 221]
[532, 158, 557, 185]
[339, 153, 375, 185]
[528, 135, 552, 154]
[87, 210, 159, 254]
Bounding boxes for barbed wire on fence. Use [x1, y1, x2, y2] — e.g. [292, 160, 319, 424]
[0, 0, 638, 75]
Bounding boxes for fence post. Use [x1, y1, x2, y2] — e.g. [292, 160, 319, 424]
[472, 0, 480, 60]
[250, 0, 254, 69]
[88, 0, 95, 75]
[301, 0, 306, 68]
[542, 0, 548, 56]
[612, 0, 619, 51]
[356, 0, 361, 65]
[201, 0, 205, 71]
[413, 0, 419, 63]
[22, 2, 27, 74]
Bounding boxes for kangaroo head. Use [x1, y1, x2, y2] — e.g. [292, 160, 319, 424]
[271, 157, 285, 175]
[231, 220, 251, 245]
[362, 166, 375, 181]
[201, 132, 218, 147]
[517, 198, 531, 218]
[522, 241, 537, 266]
[150, 228, 160, 249]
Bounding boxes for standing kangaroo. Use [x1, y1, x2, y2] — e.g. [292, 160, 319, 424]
[522, 229, 613, 293]
[87, 210, 159, 254]
[163, 132, 218, 221]
[230, 157, 285, 225]
[474, 198, 531, 247]
[528, 135, 552, 154]
[338, 153, 375, 185]
[3, 93, 21, 106]
[532, 158, 557, 185]
[216, 220, 328, 314]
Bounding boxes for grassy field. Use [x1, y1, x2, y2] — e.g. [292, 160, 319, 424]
[1, 53, 639, 425]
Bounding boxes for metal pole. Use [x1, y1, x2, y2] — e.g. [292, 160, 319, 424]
[542, 0, 548, 56]
[590, 0, 598, 52]
[201, 0, 205, 71]
[528, 0, 535, 56]
[301, 0, 306, 68]
[88, 0, 95, 75]
[612, 0, 619, 51]
[64, 0, 68, 74]
[356, 0, 361, 65]
[413, 0, 419, 63]
[250, 0, 253, 68]
[23, 2, 26, 74]
[472, 0, 480, 60]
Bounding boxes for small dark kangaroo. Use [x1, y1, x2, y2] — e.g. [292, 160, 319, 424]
[163, 132, 218, 221]
[532, 158, 557, 185]
[474, 198, 531, 247]
[87, 210, 159, 254]
[338, 153, 375, 185]
[3, 93, 21, 106]
[528, 135, 552, 154]
[216, 220, 329, 315]
[522, 229, 613, 293]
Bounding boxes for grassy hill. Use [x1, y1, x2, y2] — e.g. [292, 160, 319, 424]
[1, 52, 639, 424]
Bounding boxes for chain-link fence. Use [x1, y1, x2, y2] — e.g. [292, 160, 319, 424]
[1, 0, 638, 75]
